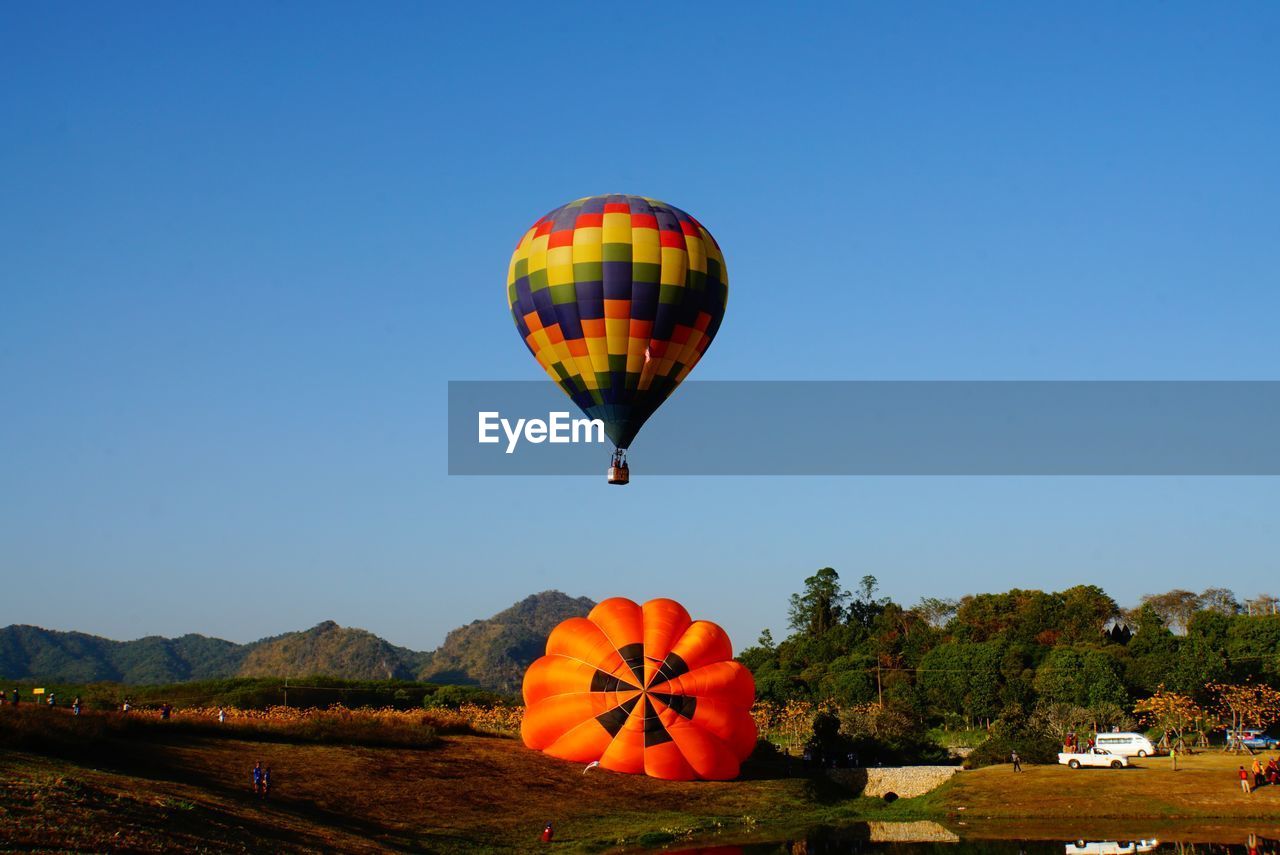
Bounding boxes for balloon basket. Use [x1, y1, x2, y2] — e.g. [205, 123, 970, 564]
[608, 450, 629, 485]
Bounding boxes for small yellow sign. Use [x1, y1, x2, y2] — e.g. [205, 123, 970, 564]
[32, 688, 45, 695]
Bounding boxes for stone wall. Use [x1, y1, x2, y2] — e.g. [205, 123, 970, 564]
[826, 765, 959, 798]
[868, 820, 959, 843]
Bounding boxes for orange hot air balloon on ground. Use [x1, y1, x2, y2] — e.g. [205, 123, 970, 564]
[521, 597, 756, 781]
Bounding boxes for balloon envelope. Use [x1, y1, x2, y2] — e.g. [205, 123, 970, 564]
[522, 597, 756, 781]
[507, 195, 728, 449]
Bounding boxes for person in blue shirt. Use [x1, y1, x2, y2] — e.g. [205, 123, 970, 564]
[252, 761, 264, 798]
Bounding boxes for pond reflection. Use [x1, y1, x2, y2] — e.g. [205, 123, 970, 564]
[666, 828, 1280, 855]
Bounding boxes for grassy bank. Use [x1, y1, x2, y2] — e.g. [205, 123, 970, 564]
[2, 707, 1279, 852]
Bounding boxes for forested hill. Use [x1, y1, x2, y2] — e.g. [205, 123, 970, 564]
[418, 591, 597, 692]
[0, 591, 595, 688]
[0, 626, 245, 685]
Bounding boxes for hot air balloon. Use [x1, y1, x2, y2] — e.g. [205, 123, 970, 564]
[506, 195, 729, 484]
[521, 597, 756, 781]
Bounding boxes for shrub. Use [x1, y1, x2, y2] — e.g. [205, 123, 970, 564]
[836, 702, 950, 766]
[964, 717, 1059, 769]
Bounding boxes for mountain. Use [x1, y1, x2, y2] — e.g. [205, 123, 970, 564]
[0, 591, 594, 690]
[418, 591, 597, 692]
[237, 621, 431, 681]
[0, 625, 245, 684]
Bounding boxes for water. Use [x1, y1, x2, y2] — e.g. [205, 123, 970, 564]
[665, 825, 1280, 854]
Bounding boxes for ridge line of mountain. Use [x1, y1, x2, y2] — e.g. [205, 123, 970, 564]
[0, 591, 596, 692]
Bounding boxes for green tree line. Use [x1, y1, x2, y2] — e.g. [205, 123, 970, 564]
[740, 568, 1280, 732]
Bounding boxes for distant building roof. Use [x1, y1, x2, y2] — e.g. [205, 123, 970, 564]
[1101, 616, 1135, 643]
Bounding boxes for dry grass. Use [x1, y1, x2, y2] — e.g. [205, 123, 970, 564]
[941, 750, 1280, 839]
[0, 710, 877, 852]
[0, 735, 813, 852]
[3, 707, 1280, 852]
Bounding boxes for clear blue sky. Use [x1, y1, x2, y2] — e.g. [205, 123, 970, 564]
[3, 3, 1278, 652]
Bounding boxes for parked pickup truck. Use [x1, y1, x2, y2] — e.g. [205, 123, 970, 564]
[1058, 748, 1130, 769]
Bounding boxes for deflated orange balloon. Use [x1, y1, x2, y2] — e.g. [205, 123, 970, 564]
[522, 597, 756, 781]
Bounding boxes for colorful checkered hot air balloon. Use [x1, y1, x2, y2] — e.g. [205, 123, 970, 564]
[506, 195, 728, 484]
[521, 597, 757, 781]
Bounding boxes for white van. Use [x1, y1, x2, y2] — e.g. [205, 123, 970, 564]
[1067, 840, 1159, 855]
[1091, 732, 1157, 758]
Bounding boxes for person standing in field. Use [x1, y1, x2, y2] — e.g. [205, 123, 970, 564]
[540, 822, 554, 842]
[1239, 765, 1252, 795]
[252, 761, 265, 798]
[218, 707, 226, 724]
[1011, 750, 1022, 772]
[1252, 758, 1265, 789]
[12, 688, 20, 705]
[1266, 756, 1278, 786]
[72, 696, 82, 716]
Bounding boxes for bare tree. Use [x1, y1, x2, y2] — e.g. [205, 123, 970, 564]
[913, 597, 958, 629]
[1197, 587, 1240, 615]
[1141, 589, 1200, 635]
[1032, 701, 1090, 745]
[1243, 593, 1279, 617]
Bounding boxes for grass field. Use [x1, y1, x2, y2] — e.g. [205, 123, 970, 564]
[945, 750, 1280, 818]
[2, 707, 1280, 852]
[941, 751, 1280, 843]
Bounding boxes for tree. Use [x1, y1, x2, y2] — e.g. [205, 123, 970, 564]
[788, 567, 850, 636]
[847, 574, 889, 629]
[1124, 603, 1180, 695]
[964, 642, 1005, 727]
[736, 638, 777, 676]
[914, 597, 958, 629]
[1243, 593, 1280, 617]
[1031, 701, 1089, 745]
[1166, 636, 1228, 698]
[1209, 682, 1280, 752]
[1058, 585, 1120, 644]
[1198, 587, 1239, 615]
[918, 643, 969, 721]
[1134, 687, 1203, 750]
[838, 700, 913, 741]
[1141, 589, 1200, 635]
[1033, 647, 1129, 709]
[776, 699, 822, 754]
[1085, 700, 1135, 734]
[952, 589, 1065, 646]
[817, 653, 876, 705]
[1224, 614, 1280, 685]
